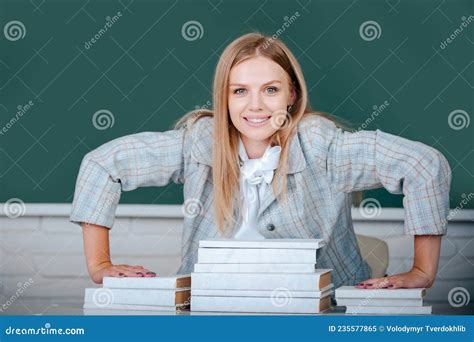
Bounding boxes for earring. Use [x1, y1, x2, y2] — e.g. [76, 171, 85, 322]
[287, 105, 293, 113]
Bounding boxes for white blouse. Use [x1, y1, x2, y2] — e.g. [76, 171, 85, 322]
[233, 137, 281, 239]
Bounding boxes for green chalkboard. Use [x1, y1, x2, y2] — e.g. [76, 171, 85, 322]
[0, 0, 472, 209]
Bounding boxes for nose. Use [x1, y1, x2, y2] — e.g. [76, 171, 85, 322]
[248, 92, 263, 112]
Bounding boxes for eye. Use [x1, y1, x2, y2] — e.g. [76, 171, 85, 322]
[232, 88, 246, 95]
[266, 86, 279, 94]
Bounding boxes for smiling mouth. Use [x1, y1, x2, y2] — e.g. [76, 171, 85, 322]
[244, 116, 271, 123]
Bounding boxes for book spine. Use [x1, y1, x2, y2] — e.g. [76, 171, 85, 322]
[191, 272, 324, 291]
[191, 296, 328, 314]
[345, 305, 432, 315]
[85, 288, 188, 306]
[103, 277, 179, 289]
[192, 288, 331, 298]
[193, 263, 317, 273]
[199, 240, 325, 249]
[83, 302, 188, 312]
[197, 248, 317, 264]
[336, 298, 423, 307]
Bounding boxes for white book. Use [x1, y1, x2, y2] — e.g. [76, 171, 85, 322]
[194, 263, 317, 273]
[83, 302, 189, 312]
[191, 285, 333, 298]
[84, 287, 191, 306]
[335, 286, 426, 299]
[103, 275, 190, 289]
[191, 295, 332, 314]
[83, 309, 180, 316]
[345, 305, 432, 315]
[199, 239, 325, 249]
[191, 270, 332, 291]
[337, 298, 423, 307]
[197, 248, 318, 264]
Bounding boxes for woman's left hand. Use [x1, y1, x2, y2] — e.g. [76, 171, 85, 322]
[355, 266, 435, 289]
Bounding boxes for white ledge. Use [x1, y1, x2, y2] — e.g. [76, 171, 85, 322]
[0, 203, 473, 222]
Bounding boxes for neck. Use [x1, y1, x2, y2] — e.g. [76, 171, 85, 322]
[241, 136, 270, 159]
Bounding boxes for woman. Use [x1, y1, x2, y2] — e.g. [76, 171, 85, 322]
[70, 32, 451, 292]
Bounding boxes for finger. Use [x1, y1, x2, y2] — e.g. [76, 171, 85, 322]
[360, 277, 390, 289]
[388, 277, 405, 289]
[120, 265, 155, 276]
[114, 267, 146, 277]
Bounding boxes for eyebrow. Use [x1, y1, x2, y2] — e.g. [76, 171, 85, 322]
[229, 80, 282, 87]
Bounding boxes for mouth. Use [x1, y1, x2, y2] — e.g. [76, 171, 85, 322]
[243, 115, 271, 127]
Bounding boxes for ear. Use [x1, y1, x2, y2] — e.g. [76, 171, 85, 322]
[289, 87, 297, 106]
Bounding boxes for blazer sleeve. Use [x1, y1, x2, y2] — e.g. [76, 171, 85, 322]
[316, 117, 452, 235]
[69, 128, 187, 229]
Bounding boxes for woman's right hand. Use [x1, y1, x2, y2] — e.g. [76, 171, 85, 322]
[90, 262, 157, 284]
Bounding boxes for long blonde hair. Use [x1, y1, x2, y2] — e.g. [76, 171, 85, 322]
[175, 32, 340, 233]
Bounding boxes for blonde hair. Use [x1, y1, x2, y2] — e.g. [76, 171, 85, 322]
[175, 32, 343, 233]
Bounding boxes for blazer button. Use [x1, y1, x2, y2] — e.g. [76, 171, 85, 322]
[266, 223, 275, 231]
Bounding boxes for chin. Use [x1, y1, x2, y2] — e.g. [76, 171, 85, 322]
[239, 129, 274, 143]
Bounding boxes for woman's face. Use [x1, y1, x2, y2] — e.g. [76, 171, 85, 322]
[228, 56, 295, 146]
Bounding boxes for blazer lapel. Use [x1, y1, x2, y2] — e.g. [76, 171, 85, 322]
[258, 132, 306, 217]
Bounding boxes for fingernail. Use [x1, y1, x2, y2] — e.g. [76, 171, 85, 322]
[146, 272, 156, 275]
[366, 283, 373, 286]
[136, 272, 144, 277]
[118, 273, 124, 276]
[388, 285, 394, 287]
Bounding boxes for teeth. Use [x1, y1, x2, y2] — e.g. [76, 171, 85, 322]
[247, 117, 269, 123]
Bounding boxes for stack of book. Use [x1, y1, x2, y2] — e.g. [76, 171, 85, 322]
[191, 239, 333, 314]
[335, 286, 431, 314]
[83, 275, 191, 313]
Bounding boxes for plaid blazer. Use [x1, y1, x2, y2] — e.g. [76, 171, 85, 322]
[70, 115, 451, 289]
